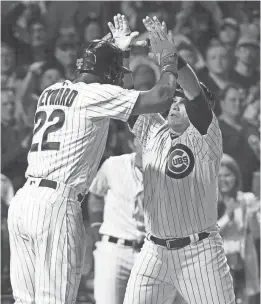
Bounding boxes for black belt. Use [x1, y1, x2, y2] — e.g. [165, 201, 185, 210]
[150, 232, 210, 250]
[106, 236, 144, 250]
[30, 178, 84, 202]
[39, 179, 57, 189]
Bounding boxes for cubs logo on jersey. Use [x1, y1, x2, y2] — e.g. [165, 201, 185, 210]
[165, 143, 195, 179]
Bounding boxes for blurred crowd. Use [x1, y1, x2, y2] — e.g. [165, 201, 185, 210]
[1, 1, 260, 304]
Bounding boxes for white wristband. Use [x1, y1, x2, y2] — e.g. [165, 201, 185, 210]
[91, 222, 102, 228]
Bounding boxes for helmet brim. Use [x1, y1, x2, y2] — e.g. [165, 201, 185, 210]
[175, 87, 185, 97]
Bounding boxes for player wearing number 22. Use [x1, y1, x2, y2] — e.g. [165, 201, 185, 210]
[124, 17, 235, 304]
[7, 14, 180, 304]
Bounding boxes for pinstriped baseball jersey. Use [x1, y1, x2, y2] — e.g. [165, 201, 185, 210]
[89, 153, 145, 241]
[25, 80, 139, 192]
[130, 105, 223, 238]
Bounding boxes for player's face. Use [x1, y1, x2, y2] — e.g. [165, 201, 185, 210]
[218, 166, 236, 194]
[167, 99, 190, 134]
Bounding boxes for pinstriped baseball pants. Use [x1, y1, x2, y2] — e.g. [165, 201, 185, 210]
[7, 182, 87, 304]
[124, 232, 236, 304]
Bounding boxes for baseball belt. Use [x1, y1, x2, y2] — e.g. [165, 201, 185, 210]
[149, 232, 210, 250]
[103, 235, 144, 250]
[26, 177, 84, 202]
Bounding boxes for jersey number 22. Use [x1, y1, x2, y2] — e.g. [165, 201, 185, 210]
[30, 109, 65, 152]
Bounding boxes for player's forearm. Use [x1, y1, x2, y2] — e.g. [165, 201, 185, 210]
[123, 56, 134, 89]
[131, 72, 177, 115]
[177, 58, 201, 100]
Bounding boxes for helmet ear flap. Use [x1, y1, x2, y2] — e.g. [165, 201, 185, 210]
[104, 67, 123, 85]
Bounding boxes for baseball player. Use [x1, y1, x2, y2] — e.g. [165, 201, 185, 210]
[124, 17, 235, 304]
[7, 15, 180, 304]
[88, 135, 146, 304]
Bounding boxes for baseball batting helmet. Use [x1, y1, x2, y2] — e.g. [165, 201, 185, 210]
[76, 39, 131, 85]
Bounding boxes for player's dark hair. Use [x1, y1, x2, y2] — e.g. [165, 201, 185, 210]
[220, 154, 243, 198]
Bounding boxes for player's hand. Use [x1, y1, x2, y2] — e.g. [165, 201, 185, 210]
[142, 16, 178, 69]
[108, 14, 139, 51]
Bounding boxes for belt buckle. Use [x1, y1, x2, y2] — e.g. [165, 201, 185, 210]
[166, 238, 182, 250]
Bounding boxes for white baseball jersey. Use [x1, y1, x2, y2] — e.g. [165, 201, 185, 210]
[89, 153, 145, 241]
[25, 80, 139, 192]
[8, 80, 140, 304]
[130, 93, 223, 238]
[90, 153, 146, 304]
[124, 91, 235, 304]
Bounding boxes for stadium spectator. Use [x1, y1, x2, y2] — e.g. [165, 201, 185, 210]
[229, 35, 260, 91]
[198, 45, 231, 115]
[2, 2, 51, 66]
[130, 56, 159, 91]
[1, 88, 31, 191]
[218, 154, 260, 304]
[58, 24, 79, 44]
[212, 18, 240, 50]
[1, 43, 16, 88]
[178, 42, 198, 72]
[17, 60, 65, 127]
[218, 83, 259, 191]
[1, 175, 14, 296]
[81, 19, 102, 45]
[53, 35, 78, 81]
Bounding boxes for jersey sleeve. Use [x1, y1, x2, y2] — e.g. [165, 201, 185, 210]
[128, 113, 166, 148]
[184, 89, 223, 161]
[81, 84, 140, 122]
[89, 159, 110, 197]
[189, 114, 223, 162]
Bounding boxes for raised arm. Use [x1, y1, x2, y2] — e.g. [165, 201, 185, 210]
[131, 16, 178, 115]
[158, 24, 215, 135]
[106, 15, 178, 116]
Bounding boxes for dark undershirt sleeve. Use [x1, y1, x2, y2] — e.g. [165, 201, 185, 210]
[185, 89, 213, 135]
[128, 115, 139, 129]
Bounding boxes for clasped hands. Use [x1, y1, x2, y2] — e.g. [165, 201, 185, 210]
[104, 14, 179, 72]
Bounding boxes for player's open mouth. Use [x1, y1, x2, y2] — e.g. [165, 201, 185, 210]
[170, 113, 179, 118]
